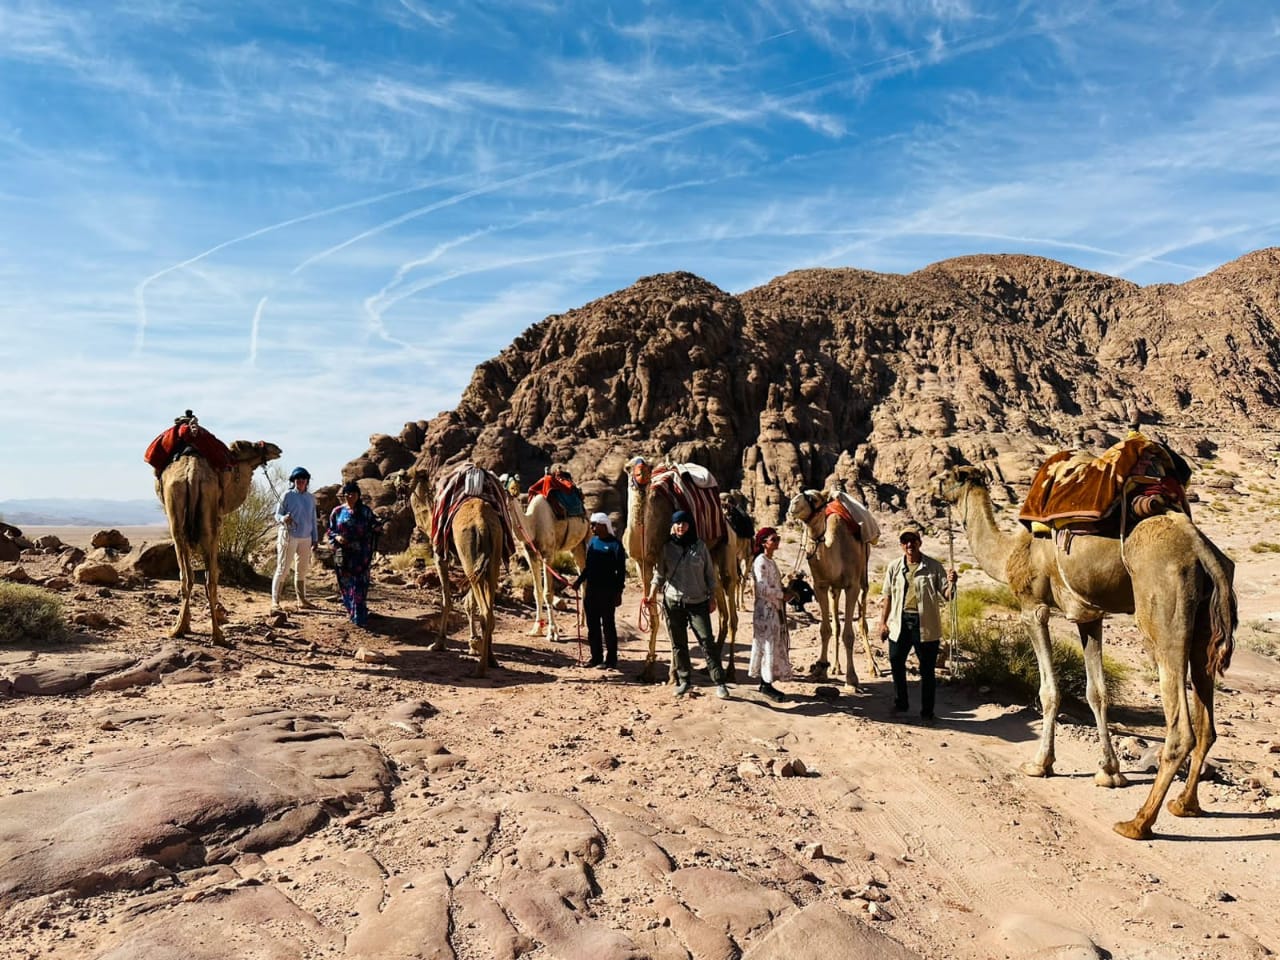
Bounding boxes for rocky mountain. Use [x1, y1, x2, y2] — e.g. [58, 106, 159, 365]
[337, 249, 1280, 548]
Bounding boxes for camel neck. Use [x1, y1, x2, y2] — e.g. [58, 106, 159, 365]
[960, 484, 1016, 579]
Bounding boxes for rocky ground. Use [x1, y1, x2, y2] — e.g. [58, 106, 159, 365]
[2, 499, 1279, 960]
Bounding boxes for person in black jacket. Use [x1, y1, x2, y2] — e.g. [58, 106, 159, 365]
[574, 512, 627, 668]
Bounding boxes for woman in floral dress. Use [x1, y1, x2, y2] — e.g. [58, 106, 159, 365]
[328, 481, 381, 626]
[749, 527, 793, 702]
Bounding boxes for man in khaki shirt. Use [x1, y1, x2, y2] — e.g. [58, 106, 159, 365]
[878, 529, 957, 722]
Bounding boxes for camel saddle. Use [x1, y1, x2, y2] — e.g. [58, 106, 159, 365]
[1018, 434, 1192, 534]
[144, 418, 233, 476]
[826, 491, 880, 544]
[527, 473, 585, 520]
[647, 464, 727, 546]
[431, 463, 520, 562]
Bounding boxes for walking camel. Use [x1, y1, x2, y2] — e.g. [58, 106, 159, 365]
[408, 466, 506, 678]
[157, 439, 282, 646]
[624, 457, 742, 683]
[513, 492, 589, 642]
[786, 489, 877, 689]
[938, 466, 1236, 839]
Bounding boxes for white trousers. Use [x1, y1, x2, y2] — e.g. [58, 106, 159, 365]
[272, 531, 313, 604]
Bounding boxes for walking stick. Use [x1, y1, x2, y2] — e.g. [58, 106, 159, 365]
[945, 499, 960, 673]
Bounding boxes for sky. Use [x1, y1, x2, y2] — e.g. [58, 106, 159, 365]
[1, 0, 1278, 502]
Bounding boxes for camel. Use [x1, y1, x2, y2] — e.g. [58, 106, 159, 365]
[624, 457, 741, 683]
[407, 466, 507, 677]
[512, 493, 589, 642]
[786, 490, 877, 688]
[434, 497, 504, 678]
[156, 439, 282, 646]
[938, 466, 1236, 839]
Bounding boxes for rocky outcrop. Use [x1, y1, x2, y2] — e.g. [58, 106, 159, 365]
[342, 251, 1280, 527]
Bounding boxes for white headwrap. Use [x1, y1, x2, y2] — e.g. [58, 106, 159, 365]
[589, 511, 613, 535]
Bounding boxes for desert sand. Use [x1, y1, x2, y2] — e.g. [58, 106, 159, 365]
[1, 502, 1278, 960]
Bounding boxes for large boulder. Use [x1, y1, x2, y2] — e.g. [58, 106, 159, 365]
[73, 562, 120, 586]
[91, 529, 132, 551]
[127, 541, 181, 580]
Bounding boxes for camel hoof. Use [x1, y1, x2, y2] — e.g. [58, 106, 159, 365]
[1167, 796, 1201, 818]
[809, 660, 829, 680]
[428, 640, 446, 652]
[211, 635, 233, 649]
[487, 657, 500, 669]
[635, 662, 657, 684]
[723, 666, 737, 683]
[1095, 770, 1129, 789]
[1020, 761, 1053, 778]
[527, 621, 545, 636]
[1113, 819, 1152, 841]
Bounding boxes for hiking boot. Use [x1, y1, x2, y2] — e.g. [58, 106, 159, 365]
[762, 683, 785, 703]
[674, 681, 691, 698]
[585, 658, 603, 668]
[715, 684, 730, 700]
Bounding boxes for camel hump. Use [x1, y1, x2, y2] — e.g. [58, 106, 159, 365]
[830, 490, 880, 544]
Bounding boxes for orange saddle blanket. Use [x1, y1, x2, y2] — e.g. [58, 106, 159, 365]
[1018, 434, 1191, 531]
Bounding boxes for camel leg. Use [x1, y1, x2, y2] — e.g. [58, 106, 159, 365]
[528, 554, 548, 637]
[810, 586, 833, 680]
[838, 587, 860, 691]
[1020, 605, 1059, 778]
[716, 581, 738, 683]
[855, 586, 878, 679]
[1078, 619, 1127, 788]
[1168, 641, 1215, 818]
[1114, 657, 1196, 840]
[430, 557, 449, 652]
[205, 534, 228, 647]
[171, 541, 194, 639]
[542, 560, 562, 643]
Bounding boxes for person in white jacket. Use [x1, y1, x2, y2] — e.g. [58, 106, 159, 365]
[271, 467, 318, 613]
[878, 528, 957, 722]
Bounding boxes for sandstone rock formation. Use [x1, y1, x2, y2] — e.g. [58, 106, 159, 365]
[340, 250, 1280, 528]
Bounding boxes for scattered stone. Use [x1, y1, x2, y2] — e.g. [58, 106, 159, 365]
[161, 666, 215, 685]
[745, 901, 920, 959]
[91, 668, 161, 693]
[814, 685, 841, 700]
[868, 901, 895, 921]
[802, 842, 824, 860]
[91, 529, 132, 551]
[738, 760, 766, 779]
[0, 564, 31, 583]
[353, 647, 388, 664]
[1215, 890, 1237, 902]
[72, 611, 113, 630]
[33, 534, 64, 551]
[126, 542, 180, 579]
[73, 562, 120, 587]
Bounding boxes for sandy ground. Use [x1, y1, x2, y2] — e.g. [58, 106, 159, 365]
[2, 504, 1278, 959]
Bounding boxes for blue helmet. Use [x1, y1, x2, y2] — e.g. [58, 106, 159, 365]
[289, 467, 311, 482]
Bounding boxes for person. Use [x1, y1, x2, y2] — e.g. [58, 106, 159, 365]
[328, 481, 382, 627]
[648, 510, 729, 699]
[748, 527, 793, 702]
[271, 467, 319, 613]
[573, 512, 627, 668]
[877, 528, 958, 722]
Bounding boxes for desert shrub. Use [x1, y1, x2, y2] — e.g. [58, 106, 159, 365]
[954, 583, 1019, 621]
[956, 619, 1130, 702]
[1249, 541, 1280, 554]
[219, 465, 285, 584]
[390, 541, 433, 572]
[550, 550, 579, 576]
[0, 583, 68, 646]
[866, 581, 883, 598]
[1240, 620, 1280, 659]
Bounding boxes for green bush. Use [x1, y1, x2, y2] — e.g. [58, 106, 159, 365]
[1249, 541, 1280, 554]
[956, 619, 1130, 702]
[219, 465, 285, 584]
[0, 583, 68, 646]
[390, 541, 433, 572]
[954, 583, 1019, 621]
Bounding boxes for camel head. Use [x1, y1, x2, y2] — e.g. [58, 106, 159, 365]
[626, 455, 652, 488]
[936, 465, 990, 505]
[227, 440, 282, 467]
[786, 489, 826, 524]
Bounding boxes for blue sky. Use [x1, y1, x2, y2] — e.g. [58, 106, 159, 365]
[2, 0, 1278, 502]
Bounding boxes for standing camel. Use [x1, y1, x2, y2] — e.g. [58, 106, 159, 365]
[786, 490, 877, 689]
[938, 466, 1236, 839]
[157, 439, 282, 646]
[513, 493, 589, 642]
[624, 457, 741, 683]
[408, 465, 507, 678]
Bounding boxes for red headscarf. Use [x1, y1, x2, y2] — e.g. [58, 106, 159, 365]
[753, 526, 778, 556]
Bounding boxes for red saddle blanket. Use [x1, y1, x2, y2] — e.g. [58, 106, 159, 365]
[144, 422, 233, 474]
[1018, 434, 1190, 530]
[430, 463, 520, 562]
[650, 466, 727, 547]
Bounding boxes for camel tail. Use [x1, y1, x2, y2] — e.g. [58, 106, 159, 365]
[1195, 529, 1237, 677]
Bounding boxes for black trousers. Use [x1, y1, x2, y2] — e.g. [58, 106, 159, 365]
[584, 590, 619, 664]
[663, 599, 724, 685]
[889, 611, 939, 717]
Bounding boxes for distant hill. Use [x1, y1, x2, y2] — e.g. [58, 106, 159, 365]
[0, 499, 167, 527]
[333, 249, 1280, 541]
